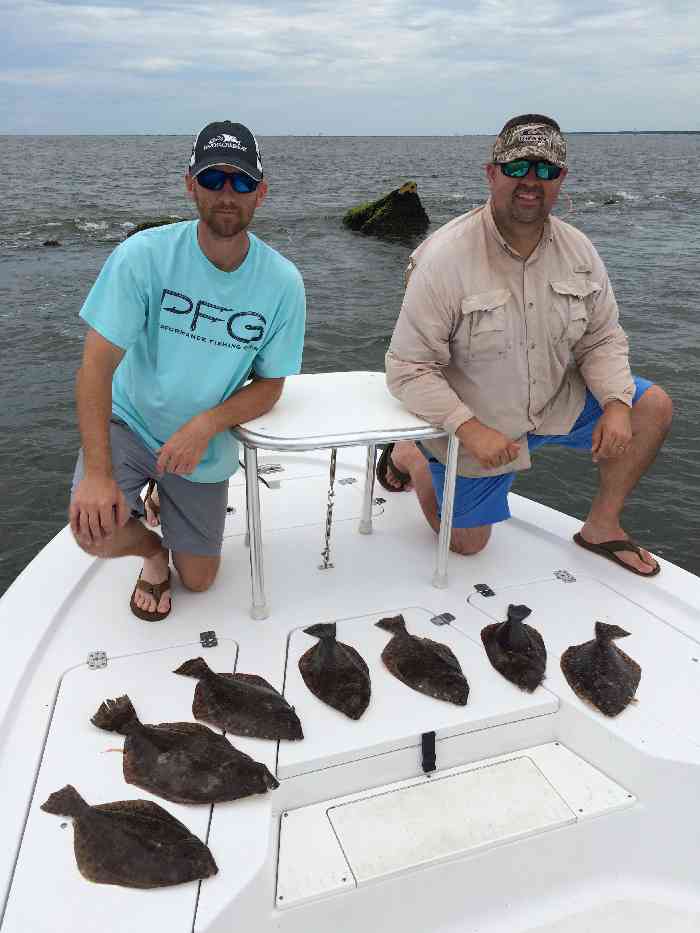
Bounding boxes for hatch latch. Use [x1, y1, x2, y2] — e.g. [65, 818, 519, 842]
[200, 630, 218, 648]
[421, 731, 436, 774]
[474, 583, 495, 597]
[87, 650, 108, 670]
[430, 612, 455, 627]
[554, 570, 576, 583]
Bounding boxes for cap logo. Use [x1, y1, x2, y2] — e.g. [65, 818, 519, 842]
[205, 133, 248, 153]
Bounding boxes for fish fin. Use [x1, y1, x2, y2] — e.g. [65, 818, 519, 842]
[375, 614, 407, 635]
[91, 695, 139, 734]
[173, 657, 212, 679]
[41, 785, 88, 817]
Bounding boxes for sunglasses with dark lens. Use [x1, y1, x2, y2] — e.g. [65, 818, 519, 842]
[196, 168, 260, 193]
[499, 159, 563, 181]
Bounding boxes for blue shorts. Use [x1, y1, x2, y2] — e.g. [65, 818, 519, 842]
[424, 377, 653, 529]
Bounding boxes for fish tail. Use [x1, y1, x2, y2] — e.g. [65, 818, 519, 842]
[303, 622, 337, 640]
[595, 621, 631, 642]
[375, 613, 408, 636]
[173, 657, 212, 679]
[506, 604, 532, 624]
[90, 695, 140, 734]
[41, 785, 89, 817]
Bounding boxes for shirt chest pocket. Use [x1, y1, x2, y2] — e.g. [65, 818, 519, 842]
[459, 289, 511, 360]
[549, 280, 601, 345]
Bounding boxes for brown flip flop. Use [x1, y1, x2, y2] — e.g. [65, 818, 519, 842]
[130, 568, 172, 622]
[573, 533, 660, 577]
[376, 443, 411, 492]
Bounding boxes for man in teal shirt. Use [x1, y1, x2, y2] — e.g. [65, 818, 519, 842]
[70, 120, 306, 621]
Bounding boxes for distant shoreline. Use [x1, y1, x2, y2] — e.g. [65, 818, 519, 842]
[1, 130, 699, 138]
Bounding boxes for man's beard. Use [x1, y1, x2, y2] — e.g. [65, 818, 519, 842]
[194, 192, 252, 239]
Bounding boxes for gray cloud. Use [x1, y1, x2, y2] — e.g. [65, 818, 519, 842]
[2, 0, 698, 132]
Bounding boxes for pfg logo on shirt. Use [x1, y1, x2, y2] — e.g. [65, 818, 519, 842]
[160, 289, 265, 345]
[204, 134, 248, 152]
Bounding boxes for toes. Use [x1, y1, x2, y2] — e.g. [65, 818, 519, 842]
[157, 591, 171, 614]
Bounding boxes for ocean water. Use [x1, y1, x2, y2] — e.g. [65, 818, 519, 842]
[1, 133, 699, 594]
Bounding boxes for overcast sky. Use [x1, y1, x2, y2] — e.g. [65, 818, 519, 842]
[3, 0, 699, 134]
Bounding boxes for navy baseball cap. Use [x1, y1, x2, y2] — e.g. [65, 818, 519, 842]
[189, 121, 264, 181]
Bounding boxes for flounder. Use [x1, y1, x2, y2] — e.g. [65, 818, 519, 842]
[481, 604, 546, 692]
[91, 694, 278, 804]
[375, 614, 469, 705]
[298, 623, 371, 719]
[560, 621, 641, 717]
[41, 785, 217, 888]
[174, 657, 303, 740]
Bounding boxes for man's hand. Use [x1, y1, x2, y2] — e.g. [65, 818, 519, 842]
[456, 418, 521, 469]
[156, 413, 216, 476]
[591, 401, 633, 464]
[70, 475, 130, 548]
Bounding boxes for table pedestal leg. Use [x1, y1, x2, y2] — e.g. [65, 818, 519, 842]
[244, 445, 268, 619]
[359, 444, 377, 535]
[432, 434, 459, 589]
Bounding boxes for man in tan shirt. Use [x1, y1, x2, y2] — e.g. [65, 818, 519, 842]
[383, 113, 672, 576]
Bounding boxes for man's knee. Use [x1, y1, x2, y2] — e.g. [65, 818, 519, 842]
[174, 555, 221, 592]
[449, 525, 491, 556]
[637, 385, 673, 432]
[71, 527, 114, 559]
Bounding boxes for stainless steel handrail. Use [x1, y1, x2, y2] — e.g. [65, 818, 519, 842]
[236, 429, 459, 619]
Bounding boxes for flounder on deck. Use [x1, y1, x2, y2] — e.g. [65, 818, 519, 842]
[91, 695, 279, 804]
[174, 657, 303, 740]
[41, 785, 217, 888]
[560, 621, 641, 717]
[299, 623, 371, 719]
[481, 604, 547, 692]
[375, 614, 469, 705]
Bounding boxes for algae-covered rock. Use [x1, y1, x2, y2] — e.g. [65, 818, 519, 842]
[342, 182, 429, 239]
[125, 217, 185, 238]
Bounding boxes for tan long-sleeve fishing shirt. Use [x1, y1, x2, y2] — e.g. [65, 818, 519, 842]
[385, 201, 635, 477]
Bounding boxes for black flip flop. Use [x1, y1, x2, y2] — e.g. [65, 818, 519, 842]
[376, 444, 411, 492]
[573, 533, 660, 577]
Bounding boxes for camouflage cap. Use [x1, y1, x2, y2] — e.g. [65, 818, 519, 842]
[492, 121, 567, 169]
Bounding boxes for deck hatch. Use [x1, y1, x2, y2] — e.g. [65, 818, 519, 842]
[2, 640, 238, 933]
[276, 742, 634, 908]
[278, 607, 558, 779]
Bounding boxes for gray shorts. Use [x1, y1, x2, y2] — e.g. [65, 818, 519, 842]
[71, 418, 228, 556]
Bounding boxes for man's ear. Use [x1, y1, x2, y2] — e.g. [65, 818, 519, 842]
[184, 172, 195, 200]
[255, 179, 269, 208]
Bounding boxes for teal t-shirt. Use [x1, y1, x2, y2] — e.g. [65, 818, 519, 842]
[80, 221, 306, 482]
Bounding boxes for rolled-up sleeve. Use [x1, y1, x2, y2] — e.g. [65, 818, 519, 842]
[385, 265, 474, 433]
[573, 248, 635, 408]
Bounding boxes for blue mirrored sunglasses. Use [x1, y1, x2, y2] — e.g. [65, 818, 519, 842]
[196, 168, 260, 193]
[499, 159, 563, 181]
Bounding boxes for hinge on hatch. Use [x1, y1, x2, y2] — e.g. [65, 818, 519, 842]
[554, 570, 576, 583]
[87, 650, 107, 670]
[474, 583, 495, 597]
[200, 630, 218, 648]
[430, 612, 455, 626]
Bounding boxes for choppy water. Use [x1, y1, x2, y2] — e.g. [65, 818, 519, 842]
[1, 133, 699, 594]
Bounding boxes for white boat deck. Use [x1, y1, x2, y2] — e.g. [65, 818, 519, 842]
[1, 373, 700, 933]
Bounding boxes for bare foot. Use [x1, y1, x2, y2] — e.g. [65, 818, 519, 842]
[132, 548, 171, 614]
[143, 480, 160, 527]
[578, 522, 658, 575]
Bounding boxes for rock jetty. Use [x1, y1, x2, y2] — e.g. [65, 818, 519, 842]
[342, 182, 429, 238]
